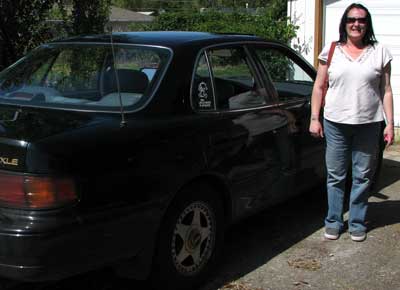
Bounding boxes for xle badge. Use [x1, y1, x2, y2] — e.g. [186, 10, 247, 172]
[0, 157, 19, 166]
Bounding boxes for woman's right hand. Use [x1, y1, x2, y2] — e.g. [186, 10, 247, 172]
[309, 119, 324, 138]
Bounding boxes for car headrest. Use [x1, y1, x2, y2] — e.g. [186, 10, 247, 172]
[104, 69, 149, 94]
[214, 79, 235, 109]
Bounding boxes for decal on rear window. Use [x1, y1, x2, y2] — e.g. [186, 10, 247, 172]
[197, 81, 212, 109]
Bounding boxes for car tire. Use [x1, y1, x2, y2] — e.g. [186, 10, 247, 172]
[150, 184, 224, 290]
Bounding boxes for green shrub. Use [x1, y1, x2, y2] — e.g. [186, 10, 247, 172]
[129, 10, 298, 43]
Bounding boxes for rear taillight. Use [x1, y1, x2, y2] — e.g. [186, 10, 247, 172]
[0, 172, 77, 209]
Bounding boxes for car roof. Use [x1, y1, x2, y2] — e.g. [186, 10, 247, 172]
[51, 31, 270, 48]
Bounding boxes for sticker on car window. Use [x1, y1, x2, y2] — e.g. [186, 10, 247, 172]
[197, 81, 212, 109]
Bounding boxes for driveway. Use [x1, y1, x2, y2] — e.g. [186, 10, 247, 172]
[200, 145, 400, 290]
[1, 146, 399, 290]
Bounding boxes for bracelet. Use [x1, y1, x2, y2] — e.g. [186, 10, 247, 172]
[311, 115, 319, 121]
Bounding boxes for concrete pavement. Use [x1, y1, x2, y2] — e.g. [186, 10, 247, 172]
[201, 145, 400, 290]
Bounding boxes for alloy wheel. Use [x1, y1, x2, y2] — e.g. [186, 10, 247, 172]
[171, 201, 216, 276]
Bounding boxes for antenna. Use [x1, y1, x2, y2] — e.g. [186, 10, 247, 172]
[107, 25, 127, 128]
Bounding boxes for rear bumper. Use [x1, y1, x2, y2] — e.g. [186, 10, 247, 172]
[0, 205, 161, 281]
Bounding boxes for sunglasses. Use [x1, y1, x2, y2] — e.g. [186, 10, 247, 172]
[346, 17, 367, 24]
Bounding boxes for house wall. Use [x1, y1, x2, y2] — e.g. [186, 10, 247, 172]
[287, 0, 316, 65]
[288, 0, 400, 126]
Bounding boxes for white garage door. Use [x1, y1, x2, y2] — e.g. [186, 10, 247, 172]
[324, 0, 400, 125]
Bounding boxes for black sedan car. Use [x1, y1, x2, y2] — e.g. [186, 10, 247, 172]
[0, 31, 326, 289]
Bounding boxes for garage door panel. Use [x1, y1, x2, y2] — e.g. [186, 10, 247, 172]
[387, 48, 400, 72]
[374, 16, 400, 36]
[377, 36, 400, 47]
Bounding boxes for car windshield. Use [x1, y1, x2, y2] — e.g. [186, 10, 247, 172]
[0, 43, 171, 112]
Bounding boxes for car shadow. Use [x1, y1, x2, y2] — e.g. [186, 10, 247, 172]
[199, 186, 327, 290]
[367, 199, 400, 231]
[371, 158, 400, 193]
[7, 158, 399, 290]
[366, 158, 400, 232]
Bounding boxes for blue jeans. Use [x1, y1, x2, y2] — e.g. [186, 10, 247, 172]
[324, 119, 380, 233]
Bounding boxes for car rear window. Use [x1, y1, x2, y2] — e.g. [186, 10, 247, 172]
[0, 43, 171, 112]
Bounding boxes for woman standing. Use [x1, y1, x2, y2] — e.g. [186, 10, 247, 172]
[309, 3, 395, 242]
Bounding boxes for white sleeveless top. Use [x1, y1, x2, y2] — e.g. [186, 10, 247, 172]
[319, 42, 392, 124]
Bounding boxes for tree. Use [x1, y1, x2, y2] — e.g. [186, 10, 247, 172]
[0, 0, 56, 70]
[142, 2, 295, 43]
[57, 0, 112, 35]
[112, 0, 143, 10]
[112, 0, 285, 12]
[0, 0, 112, 70]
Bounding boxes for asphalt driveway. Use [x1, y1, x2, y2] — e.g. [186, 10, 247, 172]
[1, 146, 399, 290]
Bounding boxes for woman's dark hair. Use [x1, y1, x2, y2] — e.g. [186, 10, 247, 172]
[338, 3, 377, 45]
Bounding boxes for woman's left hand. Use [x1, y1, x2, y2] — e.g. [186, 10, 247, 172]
[383, 124, 395, 147]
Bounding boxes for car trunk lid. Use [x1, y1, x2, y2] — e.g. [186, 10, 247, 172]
[0, 105, 93, 172]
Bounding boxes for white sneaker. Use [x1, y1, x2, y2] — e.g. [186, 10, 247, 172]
[350, 231, 366, 242]
[324, 228, 339, 240]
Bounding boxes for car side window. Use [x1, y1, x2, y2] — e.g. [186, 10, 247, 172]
[192, 52, 215, 111]
[255, 48, 314, 101]
[208, 47, 269, 110]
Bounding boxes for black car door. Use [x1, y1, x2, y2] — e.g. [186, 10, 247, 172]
[251, 43, 325, 194]
[192, 45, 296, 221]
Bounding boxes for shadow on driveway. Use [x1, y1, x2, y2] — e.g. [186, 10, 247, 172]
[200, 186, 327, 290]
[367, 158, 400, 232]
